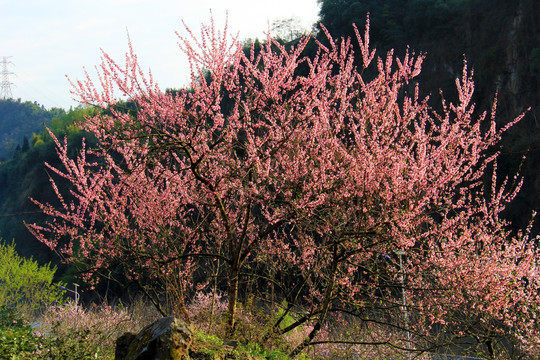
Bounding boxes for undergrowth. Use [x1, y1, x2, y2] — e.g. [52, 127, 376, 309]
[0, 291, 412, 359]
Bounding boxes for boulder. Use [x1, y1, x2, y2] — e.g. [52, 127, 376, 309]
[115, 317, 192, 360]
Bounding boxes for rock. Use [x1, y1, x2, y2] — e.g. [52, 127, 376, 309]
[115, 317, 192, 360]
[115, 332, 137, 359]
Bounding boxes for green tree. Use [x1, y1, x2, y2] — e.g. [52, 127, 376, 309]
[0, 239, 65, 318]
[21, 136, 29, 152]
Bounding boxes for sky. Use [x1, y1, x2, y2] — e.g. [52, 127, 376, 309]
[1, 0, 321, 110]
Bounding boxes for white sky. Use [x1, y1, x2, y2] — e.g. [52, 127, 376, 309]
[1, 0, 321, 110]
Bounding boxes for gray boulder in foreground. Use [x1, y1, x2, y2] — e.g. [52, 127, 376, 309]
[115, 317, 192, 360]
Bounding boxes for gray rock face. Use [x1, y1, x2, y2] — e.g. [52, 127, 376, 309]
[115, 317, 192, 360]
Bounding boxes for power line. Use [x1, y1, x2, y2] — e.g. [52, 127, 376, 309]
[0, 56, 14, 100]
[0, 211, 43, 217]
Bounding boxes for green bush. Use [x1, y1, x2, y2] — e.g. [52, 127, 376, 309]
[0, 239, 65, 319]
[0, 305, 44, 359]
[43, 324, 106, 359]
[238, 341, 290, 359]
[0, 304, 109, 359]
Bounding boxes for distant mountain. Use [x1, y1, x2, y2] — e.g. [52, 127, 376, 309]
[0, 106, 93, 267]
[0, 99, 64, 161]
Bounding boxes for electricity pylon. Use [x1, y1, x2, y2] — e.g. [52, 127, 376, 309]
[0, 56, 14, 99]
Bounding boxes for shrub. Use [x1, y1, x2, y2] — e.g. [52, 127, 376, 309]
[0, 296, 160, 359]
[38, 301, 134, 359]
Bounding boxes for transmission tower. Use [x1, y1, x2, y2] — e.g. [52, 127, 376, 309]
[0, 56, 14, 100]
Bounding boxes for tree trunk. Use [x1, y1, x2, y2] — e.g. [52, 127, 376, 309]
[227, 264, 240, 335]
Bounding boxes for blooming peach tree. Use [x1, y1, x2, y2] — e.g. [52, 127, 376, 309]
[28, 16, 539, 357]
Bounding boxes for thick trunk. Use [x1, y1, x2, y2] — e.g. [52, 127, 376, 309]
[227, 264, 240, 335]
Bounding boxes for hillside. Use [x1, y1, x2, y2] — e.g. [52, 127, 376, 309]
[0, 99, 64, 161]
[317, 0, 540, 233]
[0, 107, 94, 265]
